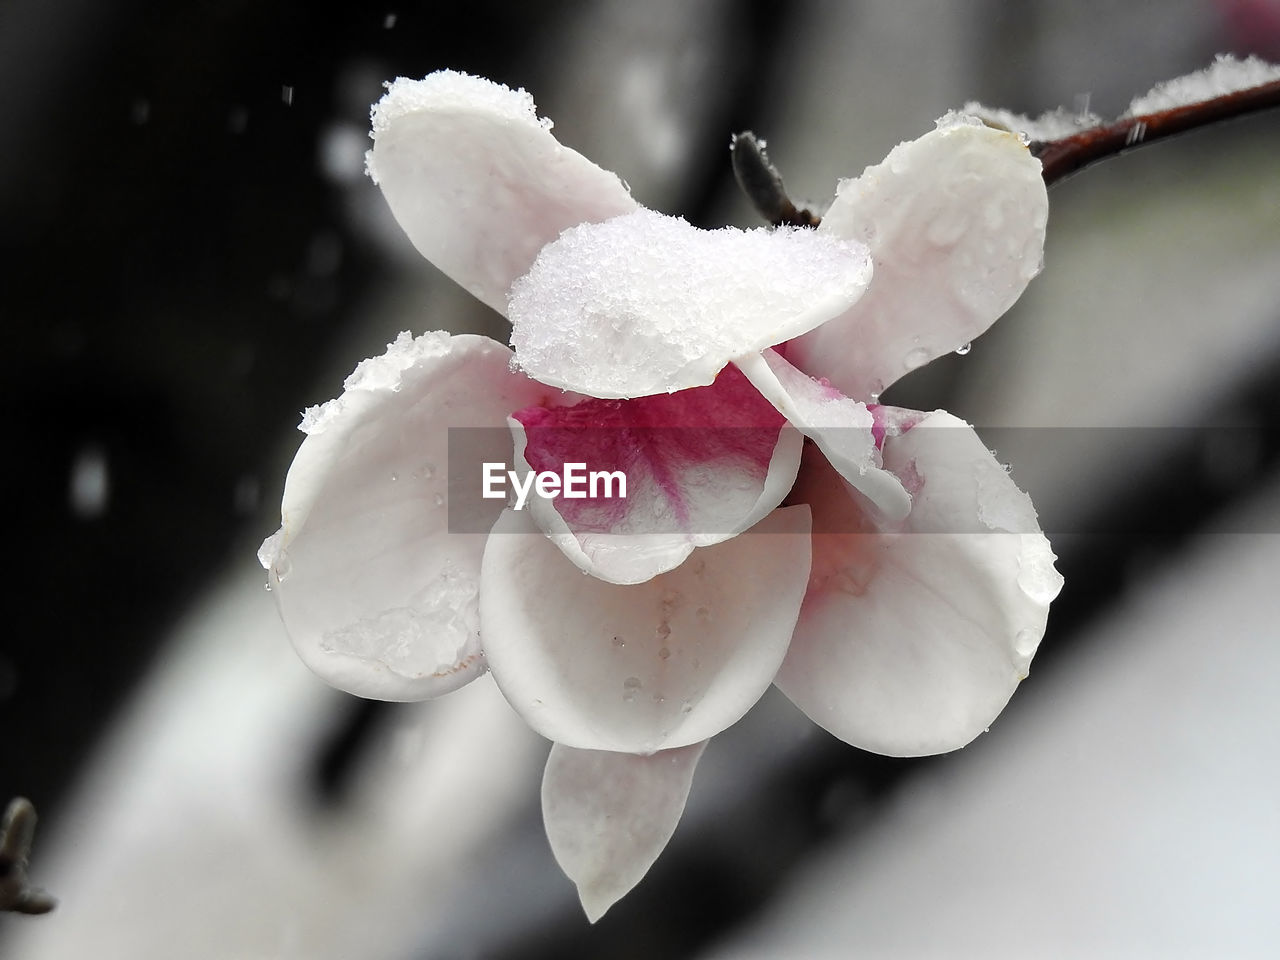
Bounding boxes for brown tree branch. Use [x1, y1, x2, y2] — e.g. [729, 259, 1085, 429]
[1034, 77, 1280, 185]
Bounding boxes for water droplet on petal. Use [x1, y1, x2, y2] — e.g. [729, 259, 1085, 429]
[264, 580, 273, 592]
[612, 636, 625, 649]
[658, 646, 670, 660]
[390, 472, 399, 482]
[622, 676, 642, 702]
[433, 493, 444, 507]
[903, 348, 930, 371]
[955, 341, 972, 356]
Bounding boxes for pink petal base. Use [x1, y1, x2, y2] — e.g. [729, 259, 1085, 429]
[510, 365, 802, 583]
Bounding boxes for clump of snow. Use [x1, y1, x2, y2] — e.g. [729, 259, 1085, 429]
[974, 456, 1039, 533]
[343, 330, 451, 392]
[370, 71, 546, 137]
[298, 331, 452, 435]
[257, 528, 283, 569]
[961, 103, 1104, 144]
[959, 55, 1280, 145]
[933, 110, 987, 133]
[508, 207, 872, 399]
[1017, 535, 1064, 608]
[319, 563, 480, 679]
[367, 71, 550, 183]
[1125, 54, 1280, 117]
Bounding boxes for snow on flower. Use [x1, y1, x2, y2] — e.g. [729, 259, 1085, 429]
[259, 70, 1063, 921]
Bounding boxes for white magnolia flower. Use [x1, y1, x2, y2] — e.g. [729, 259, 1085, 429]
[260, 71, 1063, 921]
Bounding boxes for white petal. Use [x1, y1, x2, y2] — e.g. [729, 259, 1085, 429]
[367, 71, 636, 315]
[776, 412, 1063, 756]
[262, 332, 554, 700]
[542, 741, 707, 922]
[735, 349, 910, 523]
[508, 364, 802, 584]
[787, 118, 1048, 399]
[509, 207, 872, 398]
[480, 506, 812, 753]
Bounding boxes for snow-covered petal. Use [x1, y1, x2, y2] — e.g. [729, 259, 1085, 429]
[542, 741, 707, 922]
[367, 71, 636, 315]
[734, 349, 909, 523]
[509, 364, 802, 584]
[509, 207, 873, 398]
[480, 506, 812, 753]
[787, 118, 1048, 399]
[775, 412, 1063, 756]
[260, 332, 554, 700]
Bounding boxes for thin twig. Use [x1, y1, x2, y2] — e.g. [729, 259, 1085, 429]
[1034, 77, 1280, 185]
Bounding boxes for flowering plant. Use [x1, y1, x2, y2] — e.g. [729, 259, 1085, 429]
[260, 71, 1062, 920]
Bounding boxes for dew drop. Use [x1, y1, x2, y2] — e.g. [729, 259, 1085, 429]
[955, 341, 972, 356]
[651, 694, 666, 704]
[612, 636, 626, 649]
[658, 646, 670, 660]
[903, 348, 930, 372]
[622, 676, 642, 702]
[869, 392, 881, 403]
[264, 580, 273, 593]
[390, 472, 399, 482]
[433, 493, 445, 507]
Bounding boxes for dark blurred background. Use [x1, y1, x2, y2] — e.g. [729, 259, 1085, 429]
[2, 1, 1279, 958]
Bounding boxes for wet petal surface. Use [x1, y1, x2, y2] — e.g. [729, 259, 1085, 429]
[260, 332, 554, 700]
[542, 741, 707, 922]
[788, 118, 1048, 399]
[777, 412, 1063, 756]
[480, 507, 812, 753]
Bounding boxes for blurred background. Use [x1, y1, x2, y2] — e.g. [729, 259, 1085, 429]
[2, 0, 1279, 957]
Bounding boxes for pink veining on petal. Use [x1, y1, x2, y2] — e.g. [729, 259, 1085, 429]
[513, 365, 786, 534]
[868, 405, 888, 450]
